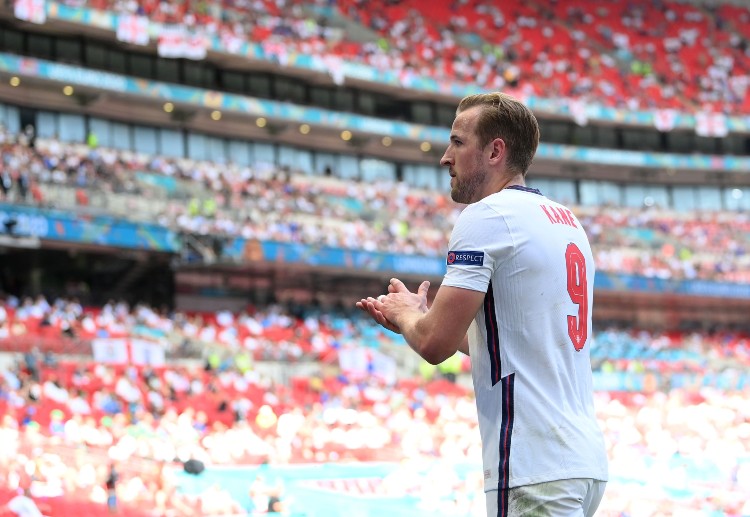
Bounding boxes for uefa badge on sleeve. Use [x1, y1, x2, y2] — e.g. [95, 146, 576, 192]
[447, 250, 484, 266]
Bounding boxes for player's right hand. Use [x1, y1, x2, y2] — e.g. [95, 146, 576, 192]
[388, 278, 430, 313]
[355, 297, 402, 334]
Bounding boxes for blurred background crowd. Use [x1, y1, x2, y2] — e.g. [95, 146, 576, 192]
[0, 0, 749, 515]
[1, 295, 749, 515]
[69, 0, 750, 113]
[3, 129, 750, 284]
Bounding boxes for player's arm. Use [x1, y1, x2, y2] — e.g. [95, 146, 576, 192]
[395, 284, 481, 364]
[361, 279, 483, 365]
[357, 281, 473, 358]
[458, 333, 470, 356]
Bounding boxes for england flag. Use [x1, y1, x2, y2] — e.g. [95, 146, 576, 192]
[14, 0, 46, 24]
[695, 111, 729, 138]
[158, 26, 208, 60]
[568, 98, 589, 126]
[117, 14, 149, 46]
[654, 109, 677, 132]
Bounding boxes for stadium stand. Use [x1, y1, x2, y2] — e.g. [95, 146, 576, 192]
[42, 0, 750, 114]
[2, 130, 750, 285]
[1, 295, 750, 515]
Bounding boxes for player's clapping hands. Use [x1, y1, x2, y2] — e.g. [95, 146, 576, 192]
[356, 278, 430, 334]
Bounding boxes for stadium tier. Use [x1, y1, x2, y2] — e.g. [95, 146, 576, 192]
[12, 0, 750, 114]
[0, 295, 749, 515]
[0, 0, 749, 516]
[1, 130, 750, 294]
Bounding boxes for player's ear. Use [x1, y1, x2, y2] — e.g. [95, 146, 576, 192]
[488, 137, 506, 165]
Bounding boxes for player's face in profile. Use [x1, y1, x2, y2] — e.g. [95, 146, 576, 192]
[441, 107, 488, 204]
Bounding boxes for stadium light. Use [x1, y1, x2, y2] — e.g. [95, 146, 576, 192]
[9, 76, 20, 87]
[420, 141, 432, 152]
[299, 124, 310, 135]
[163, 102, 174, 113]
[381, 136, 392, 147]
[63, 85, 74, 96]
[256, 117, 267, 128]
[211, 110, 222, 121]
[341, 130, 352, 141]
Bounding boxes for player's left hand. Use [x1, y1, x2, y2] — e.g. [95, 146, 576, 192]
[356, 278, 430, 333]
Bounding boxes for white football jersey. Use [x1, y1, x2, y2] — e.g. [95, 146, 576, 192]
[442, 186, 608, 493]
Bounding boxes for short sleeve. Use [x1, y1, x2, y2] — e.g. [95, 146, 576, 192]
[442, 201, 512, 293]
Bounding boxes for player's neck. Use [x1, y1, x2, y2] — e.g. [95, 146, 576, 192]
[474, 173, 525, 202]
[496, 174, 525, 193]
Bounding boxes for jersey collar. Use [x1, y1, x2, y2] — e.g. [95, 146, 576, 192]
[506, 185, 543, 196]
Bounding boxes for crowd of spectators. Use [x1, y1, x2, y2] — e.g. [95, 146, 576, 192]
[1, 1, 749, 515]
[3, 291, 750, 382]
[2, 126, 749, 285]
[0, 292, 386, 364]
[580, 206, 750, 284]
[0, 295, 749, 515]
[595, 387, 750, 516]
[55, 0, 750, 114]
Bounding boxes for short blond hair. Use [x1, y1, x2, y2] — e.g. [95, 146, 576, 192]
[457, 92, 540, 176]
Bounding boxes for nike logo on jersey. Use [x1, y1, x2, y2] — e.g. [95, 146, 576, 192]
[540, 204, 578, 228]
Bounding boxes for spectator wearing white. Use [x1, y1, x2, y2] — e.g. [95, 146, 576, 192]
[42, 379, 69, 404]
[68, 391, 91, 415]
[114, 375, 142, 413]
[4, 488, 47, 517]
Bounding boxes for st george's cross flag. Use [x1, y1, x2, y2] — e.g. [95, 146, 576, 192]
[14, 0, 46, 24]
